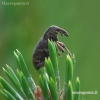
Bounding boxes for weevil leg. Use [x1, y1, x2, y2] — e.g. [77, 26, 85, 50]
[36, 61, 44, 70]
[56, 42, 65, 52]
[57, 41, 72, 57]
[64, 47, 72, 57]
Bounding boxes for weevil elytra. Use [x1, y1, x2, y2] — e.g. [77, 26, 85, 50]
[32, 25, 72, 70]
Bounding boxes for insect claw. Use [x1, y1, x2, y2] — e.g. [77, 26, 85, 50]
[58, 52, 62, 57]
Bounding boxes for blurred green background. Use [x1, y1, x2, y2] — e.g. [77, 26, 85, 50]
[0, 0, 100, 100]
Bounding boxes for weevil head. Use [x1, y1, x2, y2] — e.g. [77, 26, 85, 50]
[43, 27, 58, 42]
[43, 25, 69, 42]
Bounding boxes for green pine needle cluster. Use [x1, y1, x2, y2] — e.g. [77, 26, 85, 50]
[0, 40, 80, 100]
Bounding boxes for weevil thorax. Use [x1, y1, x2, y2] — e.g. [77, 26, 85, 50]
[43, 26, 58, 42]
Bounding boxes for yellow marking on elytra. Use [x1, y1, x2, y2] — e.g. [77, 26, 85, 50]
[38, 49, 43, 52]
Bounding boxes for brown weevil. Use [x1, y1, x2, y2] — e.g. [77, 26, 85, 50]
[32, 25, 72, 70]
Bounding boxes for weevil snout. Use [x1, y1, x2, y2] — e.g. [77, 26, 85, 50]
[50, 25, 69, 36]
[43, 25, 69, 41]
